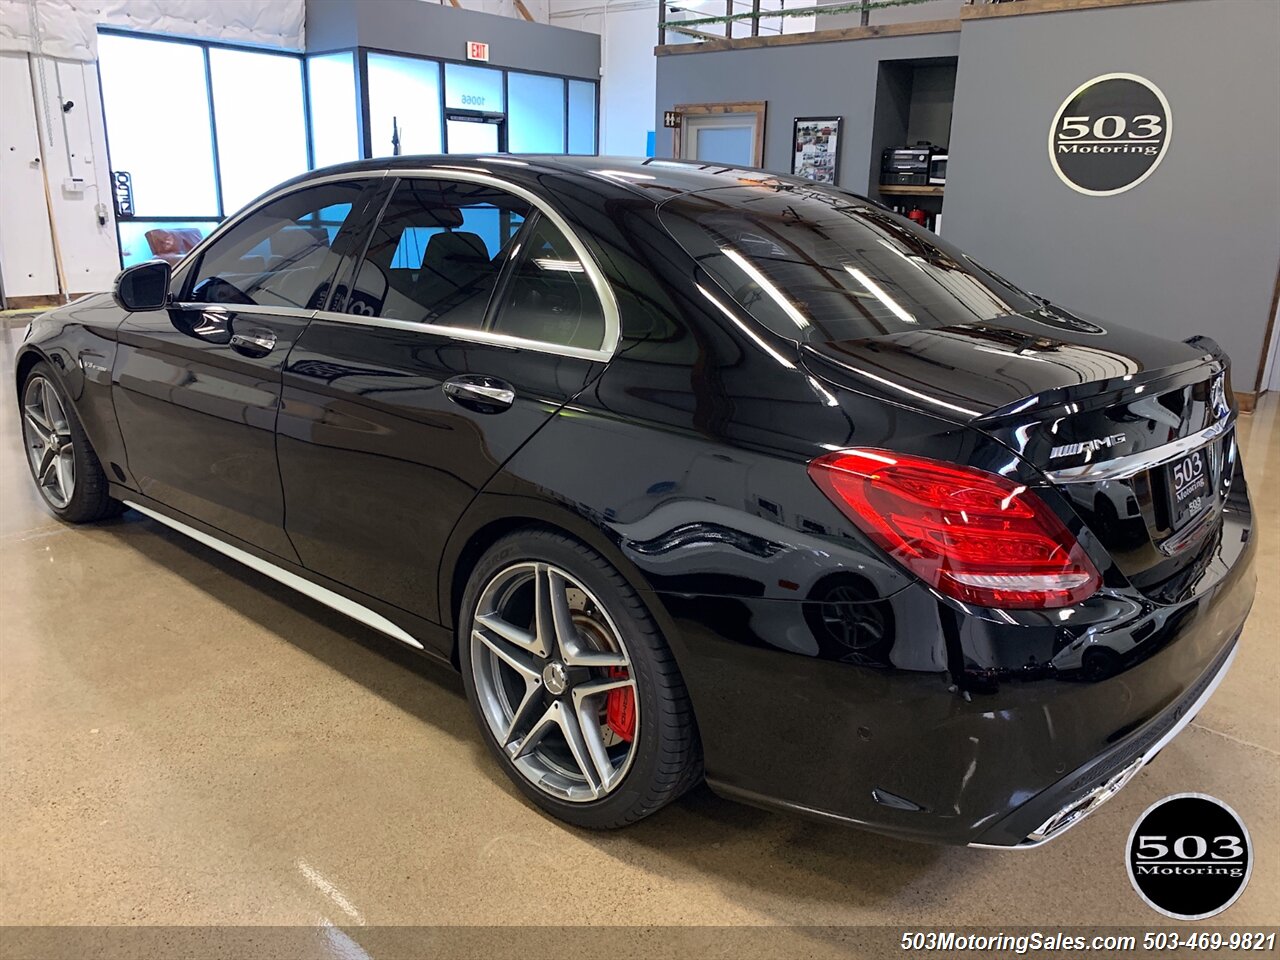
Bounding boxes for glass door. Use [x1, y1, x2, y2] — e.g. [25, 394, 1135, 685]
[445, 116, 502, 153]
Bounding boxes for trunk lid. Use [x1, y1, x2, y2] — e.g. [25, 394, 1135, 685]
[801, 314, 1238, 604]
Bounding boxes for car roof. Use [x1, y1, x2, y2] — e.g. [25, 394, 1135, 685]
[287, 154, 797, 205]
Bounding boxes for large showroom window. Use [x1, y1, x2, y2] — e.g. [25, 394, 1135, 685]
[97, 33, 221, 266]
[307, 52, 360, 168]
[444, 63, 506, 113]
[508, 72, 566, 153]
[568, 79, 597, 155]
[208, 48, 309, 212]
[367, 53, 444, 158]
[98, 31, 599, 267]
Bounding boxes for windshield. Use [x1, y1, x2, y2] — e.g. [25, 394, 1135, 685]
[659, 184, 1040, 343]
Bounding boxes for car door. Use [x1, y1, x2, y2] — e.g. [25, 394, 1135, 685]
[112, 178, 381, 559]
[277, 173, 616, 625]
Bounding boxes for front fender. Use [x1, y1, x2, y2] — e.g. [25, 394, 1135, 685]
[16, 294, 130, 486]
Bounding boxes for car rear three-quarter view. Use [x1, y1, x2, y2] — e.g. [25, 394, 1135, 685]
[15, 157, 1255, 846]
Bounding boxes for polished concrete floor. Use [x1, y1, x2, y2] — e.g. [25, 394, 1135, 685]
[1, 317, 1277, 939]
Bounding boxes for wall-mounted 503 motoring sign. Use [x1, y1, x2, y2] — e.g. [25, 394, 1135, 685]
[1049, 73, 1171, 196]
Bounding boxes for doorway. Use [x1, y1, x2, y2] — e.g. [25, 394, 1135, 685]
[444, 113, 503, 154]
[672, 101, 767, 167]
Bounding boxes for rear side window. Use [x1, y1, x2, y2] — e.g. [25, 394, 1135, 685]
[488, 215, 605, 351]
[344, 178, 530, 327]
[185, 181, 368, 309]
[659, 185, 1039, 343]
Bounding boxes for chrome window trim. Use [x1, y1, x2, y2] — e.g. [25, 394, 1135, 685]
[1043, 414, 1235, 483]
[169, 303, 318, 320]
[172, 166, 621, 363]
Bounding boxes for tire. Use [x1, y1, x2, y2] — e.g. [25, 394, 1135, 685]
[459, 529, 702, 829]
[20, 361, 122, 524]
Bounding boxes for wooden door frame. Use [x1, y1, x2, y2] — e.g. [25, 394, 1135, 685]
[671, 100, 767, 166]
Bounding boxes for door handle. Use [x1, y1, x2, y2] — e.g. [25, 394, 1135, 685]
[443, 375, 515, 413]
[230, 330, 277, 358]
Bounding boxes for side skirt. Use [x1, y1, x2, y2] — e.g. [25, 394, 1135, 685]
[115, 488, 453, 663]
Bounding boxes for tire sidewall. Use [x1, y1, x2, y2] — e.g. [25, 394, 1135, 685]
[458, 531, 668, 828]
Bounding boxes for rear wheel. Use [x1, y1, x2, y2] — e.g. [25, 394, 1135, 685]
[20, 362, 121, 523]
[459, 530, 701, 828]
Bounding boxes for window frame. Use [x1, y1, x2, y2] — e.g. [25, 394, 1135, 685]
[314, 171, 620, 362]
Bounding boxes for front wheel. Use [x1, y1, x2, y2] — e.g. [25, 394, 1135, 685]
[459, 530, 701, 828]
[20, 362, 121, 523]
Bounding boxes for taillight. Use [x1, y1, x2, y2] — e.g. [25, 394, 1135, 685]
[808, 449, 1099, 609]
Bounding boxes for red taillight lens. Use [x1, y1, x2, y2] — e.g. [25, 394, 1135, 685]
[808, 449, 1099, 609]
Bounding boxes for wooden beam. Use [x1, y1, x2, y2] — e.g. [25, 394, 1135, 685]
[655, 18, 960, 56]
[513, 0, 535, 21]
[961, 0, 1171, 20]
[665, 22, 733, 43]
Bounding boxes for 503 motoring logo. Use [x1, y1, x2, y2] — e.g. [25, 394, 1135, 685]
[1127, 794, 1254, 920]
[1049, 73, 1171, 196]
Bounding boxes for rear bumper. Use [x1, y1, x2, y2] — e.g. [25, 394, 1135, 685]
[968, 632, 1239, 848]
[657, 518, 1256, 846]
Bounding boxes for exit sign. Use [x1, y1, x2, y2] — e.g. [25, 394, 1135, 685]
[466, 41, 490, 62]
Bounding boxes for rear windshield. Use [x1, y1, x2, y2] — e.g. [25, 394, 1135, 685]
[659, 184, 1039, 343]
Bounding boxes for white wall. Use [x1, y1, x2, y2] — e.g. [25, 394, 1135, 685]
[552, 0, 656, 156]
[0, 52, 59, 297]
[0, 1, 305, 60]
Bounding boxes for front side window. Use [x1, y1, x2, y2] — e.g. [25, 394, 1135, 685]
[345, 179, 530, 327]
[184, 181, 369, 309]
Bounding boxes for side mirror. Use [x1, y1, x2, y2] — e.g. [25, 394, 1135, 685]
[113, 260, 171, 312]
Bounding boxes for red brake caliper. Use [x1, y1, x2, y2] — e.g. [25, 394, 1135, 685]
[605, 667, 635, 742]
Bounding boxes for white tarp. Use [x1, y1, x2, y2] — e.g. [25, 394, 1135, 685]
[0, 0, 305, 62]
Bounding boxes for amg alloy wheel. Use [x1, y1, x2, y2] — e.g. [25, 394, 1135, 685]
[22, 375, 75, 509]
[460, 531, 701, 828]
[20, 362, 120, 523]
[469, 561, 639, 802]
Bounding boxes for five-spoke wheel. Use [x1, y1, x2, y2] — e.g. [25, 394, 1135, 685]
[460, 531, 701, 828]
[19, 362, 119, 523]
[470, 561, 639, 802]
[22, 375, 76, 509]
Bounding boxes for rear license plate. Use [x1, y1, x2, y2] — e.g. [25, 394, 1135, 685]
[1162, 447, 1213, 530]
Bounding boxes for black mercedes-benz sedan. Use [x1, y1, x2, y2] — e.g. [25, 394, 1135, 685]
[16, 156, 1254, 846]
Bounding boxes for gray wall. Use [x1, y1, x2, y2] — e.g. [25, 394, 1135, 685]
[907, 63, 955, 147]
[654, 31, 961, 193]
[306, 0, 600, 79]
[943, 0, 1280, 384]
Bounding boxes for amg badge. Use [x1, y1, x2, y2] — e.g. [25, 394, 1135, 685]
[1050, 434, 1127, 460]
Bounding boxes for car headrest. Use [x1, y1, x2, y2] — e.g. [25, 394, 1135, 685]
[431, 206, 466, 230]
[423, 231, 490, 268]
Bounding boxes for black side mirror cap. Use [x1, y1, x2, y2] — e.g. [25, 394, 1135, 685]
[113, 260, 171, 312]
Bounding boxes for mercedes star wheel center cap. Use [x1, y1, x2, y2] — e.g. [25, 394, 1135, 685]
[542, 661, 569, 696]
